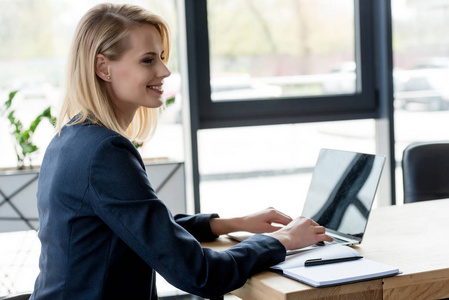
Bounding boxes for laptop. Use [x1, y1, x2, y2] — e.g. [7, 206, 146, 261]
[301, 148, 386, 247]
[228, 148, 386, 254]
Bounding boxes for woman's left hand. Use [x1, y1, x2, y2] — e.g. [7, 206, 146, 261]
[239, 207, 292, 233]
[210, 207, 292, 236]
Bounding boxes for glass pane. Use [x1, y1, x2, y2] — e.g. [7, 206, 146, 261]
[392, 0, 449, 203]
[199, 120, 377, 217]
[207, 0, 356, 101]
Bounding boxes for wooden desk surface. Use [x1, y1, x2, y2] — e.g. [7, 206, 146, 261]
[202, 199, 449, 300]
[359, 198, 449, 299]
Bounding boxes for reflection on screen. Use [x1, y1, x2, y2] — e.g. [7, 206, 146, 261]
[301, 149, 385, 239]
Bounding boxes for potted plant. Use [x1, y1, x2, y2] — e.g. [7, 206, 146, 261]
[1, 90, 56, 170]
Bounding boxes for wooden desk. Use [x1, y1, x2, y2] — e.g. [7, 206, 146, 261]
[202, 199, 449, 300]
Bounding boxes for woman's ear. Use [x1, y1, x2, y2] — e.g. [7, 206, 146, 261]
[95, 54, 111, 82]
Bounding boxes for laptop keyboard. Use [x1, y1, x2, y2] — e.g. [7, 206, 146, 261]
[328, 236, 349, 244]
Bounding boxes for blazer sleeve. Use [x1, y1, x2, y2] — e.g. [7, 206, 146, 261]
[174, 213, 220, 242]
[87, 135, 286, 299]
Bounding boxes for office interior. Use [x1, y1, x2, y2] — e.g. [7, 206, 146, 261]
[1, 0, 448, 298]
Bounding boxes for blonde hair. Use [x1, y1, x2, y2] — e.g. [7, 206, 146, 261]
[58, 3, 171, 141]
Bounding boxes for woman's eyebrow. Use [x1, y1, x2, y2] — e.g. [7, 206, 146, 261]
[141, 50, 165, 57]
[141, 52, 158, 57]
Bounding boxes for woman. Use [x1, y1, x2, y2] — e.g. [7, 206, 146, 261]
[31, 3, 332, 299]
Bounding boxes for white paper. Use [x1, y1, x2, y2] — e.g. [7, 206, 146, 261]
[283, 258, 399, 287]
[271, 244, 361, 270]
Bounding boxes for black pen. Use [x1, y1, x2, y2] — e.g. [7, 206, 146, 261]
[304, 256, 363, 267]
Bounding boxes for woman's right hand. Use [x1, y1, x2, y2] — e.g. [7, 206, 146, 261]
[267, 216, 333, 250]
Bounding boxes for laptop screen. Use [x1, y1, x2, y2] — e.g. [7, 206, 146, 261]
[301, 149, 386, 240]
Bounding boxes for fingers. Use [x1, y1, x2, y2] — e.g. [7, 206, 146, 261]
[319, 233, 334, 243]
[313, 225, 326, 234]
[298, 217, 333, 244]
[240, 207, 293, 234]
[271, 213, 293, 226]
[309, 221, 333, 243]
[255, 210, 333, 246]
[267, 216, 335, 250]
[309, 219, 320, 226]
[310, 222, 333, 243]
[265, 207, 293, 226]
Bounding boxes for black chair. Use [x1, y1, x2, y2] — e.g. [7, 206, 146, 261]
[0, 293, 31, 300]
[402, 141, 449, 203]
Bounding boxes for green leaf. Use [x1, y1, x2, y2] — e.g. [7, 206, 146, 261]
[41, 107, 57, 127]
[7, 111, 15, 123]
[50, 116, 57, 126]
[133, 141, 143, 149]
[165, 96, 175, 106]
[29, 116, 42, 133]
[5, 90, 18, 110]
[42, 107, 51, 116]
[22, 130, 31, 140]
[7, 111, 23, 132]
[20, 141, 37, 155]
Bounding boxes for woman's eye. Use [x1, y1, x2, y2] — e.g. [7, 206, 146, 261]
[142, 58, 154, 64]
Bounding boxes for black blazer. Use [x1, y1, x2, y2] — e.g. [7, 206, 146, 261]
[30, 120, 285, 300]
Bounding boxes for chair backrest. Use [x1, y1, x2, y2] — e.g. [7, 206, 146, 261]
[402, 141, 449, 203]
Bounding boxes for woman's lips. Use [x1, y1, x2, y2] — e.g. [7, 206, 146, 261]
[147, 85, 164, 95]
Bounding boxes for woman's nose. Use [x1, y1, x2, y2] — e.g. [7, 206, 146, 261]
[159, 61, 171, 79]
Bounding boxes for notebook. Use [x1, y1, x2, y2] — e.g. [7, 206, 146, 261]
[270, 244, 399, 287]
[228, 148, 386, 254]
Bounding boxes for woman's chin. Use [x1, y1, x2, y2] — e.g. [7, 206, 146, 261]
[142, 98, 164, 109]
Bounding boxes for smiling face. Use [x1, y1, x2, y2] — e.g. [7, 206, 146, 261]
[100, 24, 171, 126]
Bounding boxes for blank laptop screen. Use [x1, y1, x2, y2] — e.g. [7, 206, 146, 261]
[301, 149, 385, 240]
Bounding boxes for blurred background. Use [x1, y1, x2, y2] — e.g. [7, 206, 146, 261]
[1, 0, 449, 297]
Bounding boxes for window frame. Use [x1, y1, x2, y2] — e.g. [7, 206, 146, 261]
[185, 0, 378, 129]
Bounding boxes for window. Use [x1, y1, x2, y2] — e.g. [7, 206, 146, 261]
[208, 0, 357, 101]
[186, 0, 377, 128]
